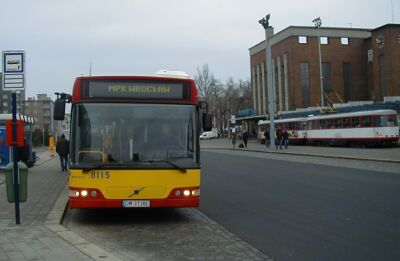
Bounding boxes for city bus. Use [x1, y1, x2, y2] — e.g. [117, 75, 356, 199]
[54, 72, 212, 208]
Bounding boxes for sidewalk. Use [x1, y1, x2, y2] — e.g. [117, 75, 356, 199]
[0, 150, 94, 260]
[201, 138, 400, 163]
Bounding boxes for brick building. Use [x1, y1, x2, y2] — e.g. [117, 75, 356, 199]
[249, 23, 400, 115]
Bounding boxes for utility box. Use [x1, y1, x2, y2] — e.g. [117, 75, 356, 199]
[5, 162, 28, 202]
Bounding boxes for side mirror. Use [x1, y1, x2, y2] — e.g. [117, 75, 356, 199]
[53, 93, 72, 121]
[203, 113, 212, 131]
[54, 98, 66, 120]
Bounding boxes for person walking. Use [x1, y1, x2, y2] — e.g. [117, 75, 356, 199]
[56, 134, 70, 171]
[264, 129, 270, 148]
[242, 131, 248, 148]
[275, 127, 283, 149]
[231, 132, 237, 149]
[283, 129, 289, 149]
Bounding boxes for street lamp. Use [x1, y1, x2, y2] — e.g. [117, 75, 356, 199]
[312, 17, 324, 107]
[259, 13, 275, 148]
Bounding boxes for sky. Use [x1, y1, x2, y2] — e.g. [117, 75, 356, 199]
[0, 0, 399, 100]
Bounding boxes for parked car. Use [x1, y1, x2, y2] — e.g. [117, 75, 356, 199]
[200, 130, 219, 140]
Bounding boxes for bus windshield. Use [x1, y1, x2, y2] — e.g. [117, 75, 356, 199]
[70, 103, 198, 169]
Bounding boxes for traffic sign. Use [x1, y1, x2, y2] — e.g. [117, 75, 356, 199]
[2, 51, 25, 91]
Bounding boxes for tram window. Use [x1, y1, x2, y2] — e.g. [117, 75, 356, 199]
[361, 116, 372, 127]
[319, 120, 325, 129]
[334, 118, 342, 128]
[375, 116, 382, 127]
[382, 115, 398, 127]
[343, 118, 350, 128]
[352, 117, 360, 128]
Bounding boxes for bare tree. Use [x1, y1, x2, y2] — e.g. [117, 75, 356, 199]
[237, 79, 252, 110]
[194, 64, 219, 103]
[194, 64, 254, 135]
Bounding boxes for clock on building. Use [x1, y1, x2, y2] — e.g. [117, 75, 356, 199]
[376, 34, 384, 49]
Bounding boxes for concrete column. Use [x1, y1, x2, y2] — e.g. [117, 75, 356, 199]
[251, 67, 257, 113]
[283, 53, 289, 111]
[277, 56, 282, 112]
[256, 64, 262, 114]
[271, 58, 276, 112]
[261, 62, 267, 114]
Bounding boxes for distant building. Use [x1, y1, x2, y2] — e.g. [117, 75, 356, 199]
[62, 113, 71, 139]
[23, 94, 55, 135]
[249, 23, 400, 114]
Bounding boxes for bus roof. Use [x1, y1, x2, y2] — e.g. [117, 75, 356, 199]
[308, 109, 397, 120]
[72, 75, 198, 104]
[258, 117, 308, 125]
[156, 70, 191, 79]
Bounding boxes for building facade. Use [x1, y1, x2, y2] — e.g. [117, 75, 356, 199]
[23, 94, 55, 134]
[249, 23, 400, 115]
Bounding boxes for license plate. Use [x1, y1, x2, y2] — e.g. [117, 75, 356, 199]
[122, 200, 150, 208]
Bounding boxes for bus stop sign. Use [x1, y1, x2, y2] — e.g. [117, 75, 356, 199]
[6, 120, 24, 147]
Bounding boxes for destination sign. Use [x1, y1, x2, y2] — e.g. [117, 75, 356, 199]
[87, 81, 185, 99]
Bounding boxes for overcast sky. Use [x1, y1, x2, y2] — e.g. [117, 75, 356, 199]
[1, 0, 398, 99]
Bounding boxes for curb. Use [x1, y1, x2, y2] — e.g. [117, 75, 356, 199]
[45, 185, 124, 261]
[203, 147, 400, 164]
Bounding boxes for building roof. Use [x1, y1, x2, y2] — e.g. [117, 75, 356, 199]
[371, 23, 400, 32]
[249, 25, 372, 55]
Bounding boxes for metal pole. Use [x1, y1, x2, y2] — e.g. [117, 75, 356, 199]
[266, 29, 275, 148]
[259, 14, 275, 148]
[317, 25, 324, 107]
[12, 93, 20, 224]
[314, 17, 324, 107]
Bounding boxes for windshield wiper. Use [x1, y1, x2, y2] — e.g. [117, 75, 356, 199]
[81, 162, 123, 172]
[147, 160, 187, 173]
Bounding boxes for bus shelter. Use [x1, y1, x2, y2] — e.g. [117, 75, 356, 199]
[0, 114, 35, 168]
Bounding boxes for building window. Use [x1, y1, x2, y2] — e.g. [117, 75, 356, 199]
[298, 36, 307, 44]
[343, 63, 352, 101]
[300, 62, 310, 107]
[341, 37, 349, 45]
[320, 37, 328, 45]
[322, 63, 332, 92]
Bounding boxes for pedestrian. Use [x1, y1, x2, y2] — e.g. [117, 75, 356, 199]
[242, 131, 248, 148]
[275, 127, 283, 149]
[283, 129, 289, 149]
[56, 134, 69, 171]
[231, 132, 237, 149]
[265, 129, 270, 148]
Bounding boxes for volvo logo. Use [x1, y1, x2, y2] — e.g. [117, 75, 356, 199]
[128, 187, 145, 198]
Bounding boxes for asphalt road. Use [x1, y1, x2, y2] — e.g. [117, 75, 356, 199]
[199, 150, 400, 261]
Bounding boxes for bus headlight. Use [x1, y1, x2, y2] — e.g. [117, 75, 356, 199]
[183, 190, 191, 197]
[191, 189, 200, 196]
[81, 190, 88, 197]
[175, 190, 181, 196]
[69, 190, 79, 198]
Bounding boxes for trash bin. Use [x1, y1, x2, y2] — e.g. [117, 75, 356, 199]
[5, 162, 28, 203]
